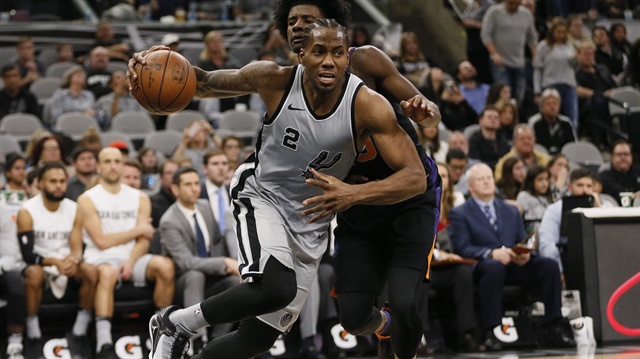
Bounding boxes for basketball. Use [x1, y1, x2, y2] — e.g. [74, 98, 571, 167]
[131, 49, 196, 115]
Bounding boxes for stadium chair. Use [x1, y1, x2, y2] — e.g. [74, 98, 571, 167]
[608, 86, 640, 116]
[561, 141, 603, 166]
[218, 109, 262, 140]
[45, 62, 81, 78]
[166, 110, 205, 132]
[107, 61, 128, 74]
[110, 111, 155, 141]
[99, 131, 136, 155]
[0, 48, 17, 68]
[534, 143, 549, 156]
[143, 130, 182, 157]
[30, 77, 62, 103]
[0, 134, 23, 155]
[462, 124, 480, 139]
[41, 98, 54, 127]
[54, 112, 100, 140]
[37, 48, 59, 69]
[0, 113, 43, 142]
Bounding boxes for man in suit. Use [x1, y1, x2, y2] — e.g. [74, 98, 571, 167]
[151, 160, 179, 228]
[199, 150, 237, 258]
[449, 163, 575, 350]
[160, 167, 240, 346]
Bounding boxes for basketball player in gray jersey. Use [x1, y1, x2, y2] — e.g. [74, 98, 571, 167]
[131, 20, 426, 359]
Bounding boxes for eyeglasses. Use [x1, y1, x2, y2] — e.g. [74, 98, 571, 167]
[613, 152, 631, 157]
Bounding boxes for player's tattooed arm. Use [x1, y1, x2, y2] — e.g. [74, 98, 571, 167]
[194, 61, 284, 98]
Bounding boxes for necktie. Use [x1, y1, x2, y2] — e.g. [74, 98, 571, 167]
[483, 205, 499, 232]
[194, 213, 208, 257]
[217, 188, 226, 234]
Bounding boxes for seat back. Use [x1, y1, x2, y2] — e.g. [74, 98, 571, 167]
[463, 124, 480, 139]
[45, 62, 81, 78]
[609, 86, 640, 116]
[0, 134, 23, 155]
[111, 111, 155, 138]
[0, 113, 43, 141]
[54, 112, 99, 139]
[30, 77, 62, 103]
[143, 130, 182, 157]
[166, 110, 204, 132]
[561, 141, 603, 165]
[218, 110, 261, 139]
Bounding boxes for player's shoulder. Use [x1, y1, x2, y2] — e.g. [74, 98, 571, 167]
[349, 45, 393, 73]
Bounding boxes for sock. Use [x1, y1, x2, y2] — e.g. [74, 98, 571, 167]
[377, 310, 391, 337]
[26, 315, 41, 339]
[95, 317, 112, 352]
[8, 333, 23, 345]
[168, 303, 209, 335]
[72, 309, 92, 337]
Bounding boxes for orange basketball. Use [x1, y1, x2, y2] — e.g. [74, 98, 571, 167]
[131, 50, 196, 115]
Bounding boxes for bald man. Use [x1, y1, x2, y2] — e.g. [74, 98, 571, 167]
[72, 148, 175, 359]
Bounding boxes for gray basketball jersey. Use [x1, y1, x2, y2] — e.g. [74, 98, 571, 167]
[238, 65, 362, 235]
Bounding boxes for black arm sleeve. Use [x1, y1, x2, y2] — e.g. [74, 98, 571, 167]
[17, 231, 43, 265]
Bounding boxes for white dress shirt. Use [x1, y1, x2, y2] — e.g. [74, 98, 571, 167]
[176, 201, 211, 252]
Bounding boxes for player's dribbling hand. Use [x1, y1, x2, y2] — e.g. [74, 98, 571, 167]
[400, 95, 438, 126]
[126, 45, 170, 90]
[301, 169, 359, 223]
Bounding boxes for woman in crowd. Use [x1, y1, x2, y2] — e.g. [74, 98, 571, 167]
[517, 166, 553, 232]
[94, 70, 146, 129]
[419, 126, 449, 163]
[547, 153, 570, 202]
[137, 147, 160, 175]
[592, 26, 626, 77]
[27, 133, 65, 168]
[534, 17, 578, 128]
[1, 153, 28, 192]
[50, 67, 95, 125]
[497, 157, 526, 201]
[198, 30, 249, 112]
[396, 32, 431, 87]
[609, 23, 632, 57]
[172, 120, 222, 175]
[497, 101, 519, 144]
[486, 82, 512, 107]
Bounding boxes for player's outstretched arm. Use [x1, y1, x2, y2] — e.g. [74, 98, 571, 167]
[302, 89, 426, 223]
[350, 45, 441, 127]
[193, 61, 292, 99]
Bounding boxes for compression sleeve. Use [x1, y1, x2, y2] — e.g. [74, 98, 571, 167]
[17, 231, 43, 265]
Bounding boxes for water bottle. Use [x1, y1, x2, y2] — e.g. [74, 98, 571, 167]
[188, 2, 197, 23]
[220, 0, 229, 21]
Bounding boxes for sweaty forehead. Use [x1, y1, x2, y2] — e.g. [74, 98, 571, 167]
[310, 28, 346, 46]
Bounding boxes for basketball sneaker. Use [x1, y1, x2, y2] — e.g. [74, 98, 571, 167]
[149, 306, 192, 359]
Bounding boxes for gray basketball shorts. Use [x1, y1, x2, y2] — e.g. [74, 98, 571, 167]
[231, 166, 327, 332]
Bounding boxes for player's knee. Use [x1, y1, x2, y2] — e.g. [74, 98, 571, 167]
[25, 265, 44, 287]
[97, 265, 118, 286]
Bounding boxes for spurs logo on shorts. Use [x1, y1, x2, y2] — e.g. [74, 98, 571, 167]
[280, 312, 294, 328]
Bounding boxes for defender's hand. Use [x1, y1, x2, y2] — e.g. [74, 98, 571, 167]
[400, 95, 437, 125]
[127, 45, 170, 90]
[301, 169, 359, 223]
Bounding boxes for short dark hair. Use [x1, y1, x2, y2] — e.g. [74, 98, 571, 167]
[273, 0, 351, 42]
[172, 167, 199, 186]
[37, 161, 67, 181]
[522, 165, 551, 198]
[4, 152, 26, 174]
[301, 18, 348, 49]
[1, 64, 19, 77]
[203, 149, 227, 165]
[569, 167, 593, 184]
[123, 160, 142, 173]
[479, 105, 499, 120]
[71, 146, 96, 163]
[446, 148, 467, 163]
[159, 159, 179, 175]
[611, 139, 632, 153]
[26, 169, 38, 185]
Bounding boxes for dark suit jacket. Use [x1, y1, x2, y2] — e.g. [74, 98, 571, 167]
[159, 199, 229, 276]
[449, 198, 527, 259]
[151, 187, 175, 228]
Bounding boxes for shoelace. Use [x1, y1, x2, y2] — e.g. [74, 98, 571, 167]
[170, 333, 190, 359]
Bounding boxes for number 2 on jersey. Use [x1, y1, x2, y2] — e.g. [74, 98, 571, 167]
[282, 127, 300, 150]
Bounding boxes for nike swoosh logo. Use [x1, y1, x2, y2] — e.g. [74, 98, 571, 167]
[288, 104, 304, 111]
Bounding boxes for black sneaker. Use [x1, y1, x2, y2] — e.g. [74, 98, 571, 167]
[483, 329, 503, 352]
[96, 344, 118, 359]
[538, 320, 577, 348]
[149, 305, 192, 359]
